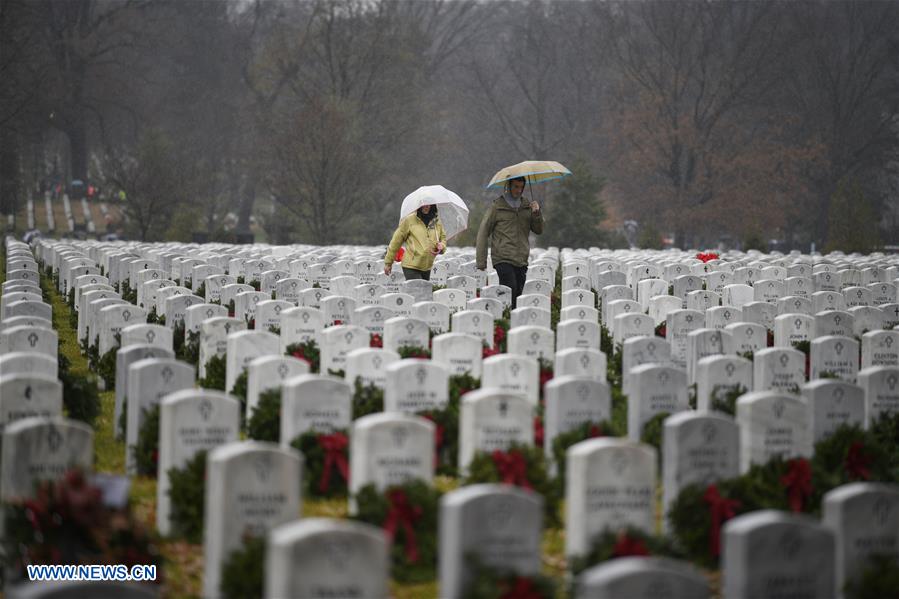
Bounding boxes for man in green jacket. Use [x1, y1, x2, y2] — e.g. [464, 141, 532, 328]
[476, 176, 544, 308]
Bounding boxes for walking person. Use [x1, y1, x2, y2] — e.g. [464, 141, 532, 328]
[384, 204, 446, 280]
[476, 176, 544, 308]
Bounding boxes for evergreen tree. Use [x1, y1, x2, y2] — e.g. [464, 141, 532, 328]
[540, 159, 607, 248]
[825, 178, 882, 253]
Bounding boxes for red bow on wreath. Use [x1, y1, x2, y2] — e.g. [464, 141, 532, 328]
[317, 432, 349, 494]
[483, 345, 500, 359]
[370, 333, 383, 348]
[500, 577, 544, 599]
[704, 484, 740, 557]
[494, 324, 506, 346]
[491, 449, 532, 490]
[612, 531, 650, 557]
[533, 417, 544, 448]
[780, 458, 812, 513]
[384, 489, 422, 563]
[844, 441, 872, 481]
[291, 350, 311, 368]
[589, 424, 604, 438]
[421, 414, 444, 469]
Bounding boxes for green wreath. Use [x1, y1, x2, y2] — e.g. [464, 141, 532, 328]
[352, 480, 441, 583]
[290, 428, 350, 499]
[464, 443, 560, 528]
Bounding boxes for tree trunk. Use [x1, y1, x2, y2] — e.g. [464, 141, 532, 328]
[68, 118, 89, 184]
[237, 177, 254, 236]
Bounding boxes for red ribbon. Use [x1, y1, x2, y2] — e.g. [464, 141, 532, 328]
[494, 324, 506, 346]
[317, 432, 349, 494]
[333, 319, 343, 326]
[291, 350, 311, 368]
[500, 577, 544, 599]
[384, 489, 422, 563]
[612, 532, 650, 557]
[539, 368, 553, 389]
[533, 416, 544, 448]
[421, 414, 444, 469]
[780, 458, 812, 512]
[655, 323, 667, 338]
[844, 441, 871, 480]
[482, 345, 500, 359]
[703, 484, 740, 557]
[491, 450, 532, 490]
[370, 333, 383, 348]
[589, 424, 604, 438]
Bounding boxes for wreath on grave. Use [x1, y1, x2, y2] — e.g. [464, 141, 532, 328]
[599, 324, 614, 357]
[220, 533, 265, 599]
[370, 333, 383, 347]
[654, 322, 667, 338]
[230, 370, 249, 427]
[668, 422, 899, 568]
[550, 420, 614, 491]
[610, 386, 628, 438]
[285, 340, 320, 373]
[845, 554, 899, 599]
[416, 374, 473, 476]
[193, 282, 205, 300]
[710, 384, 748, 416]
[606, 347, 624, 388]
[494, 318, 510, 353]
[1, 469, 161, 585]
[97, 347, 117, 389]
[199, 354, 227, 391]
[537, 358, 554, 398]
[147, 306, 160, 324]
[482, 342, 500, 359]
[568, 526, 683, 578]
[792, 340, 811, 377]
[58, 352, 100, 426]
[463, 553, 556, 599]
[640, 412, 670, 456]
[398, 345, 431, 359]
[167, 450, 207, 543]
[227, 299, 235, 318]
[353, 378, 385, 419]
[172, 320, 186, 360]
[133, 404, 161, 477]
[248, 279, 261, 291]
[464, 443, 560, 527]
[247, 388, 281, 441]
[290, 429, 350, 499]
[181, 329, 200, 366]
[352, 479, 441, 583]
[550, 293, 562, 330]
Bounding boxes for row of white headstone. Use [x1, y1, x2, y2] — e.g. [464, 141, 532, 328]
[4, 237, 899, 598]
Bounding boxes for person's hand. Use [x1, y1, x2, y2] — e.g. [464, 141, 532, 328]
[530, 200, 540, 213]
[437, 242, 445, 252]
[384, 264, 392, 275]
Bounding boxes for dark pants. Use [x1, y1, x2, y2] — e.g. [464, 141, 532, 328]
[402, 267, 431, 281]
[494, 262, 527, 309]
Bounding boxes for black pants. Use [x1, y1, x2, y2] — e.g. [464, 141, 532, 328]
[402, 267, 431, 281]
[494, 262, 527, 309]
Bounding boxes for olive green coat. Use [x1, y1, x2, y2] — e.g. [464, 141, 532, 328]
[476, 196, 544, 269]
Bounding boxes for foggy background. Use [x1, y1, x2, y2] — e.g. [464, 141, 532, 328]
[1, 0, 897, 252]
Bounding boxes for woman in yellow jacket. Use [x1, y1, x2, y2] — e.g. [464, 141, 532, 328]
[384, 204, 447, 280]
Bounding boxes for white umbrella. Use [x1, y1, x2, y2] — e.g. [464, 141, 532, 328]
[399, 185, 469, 240]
